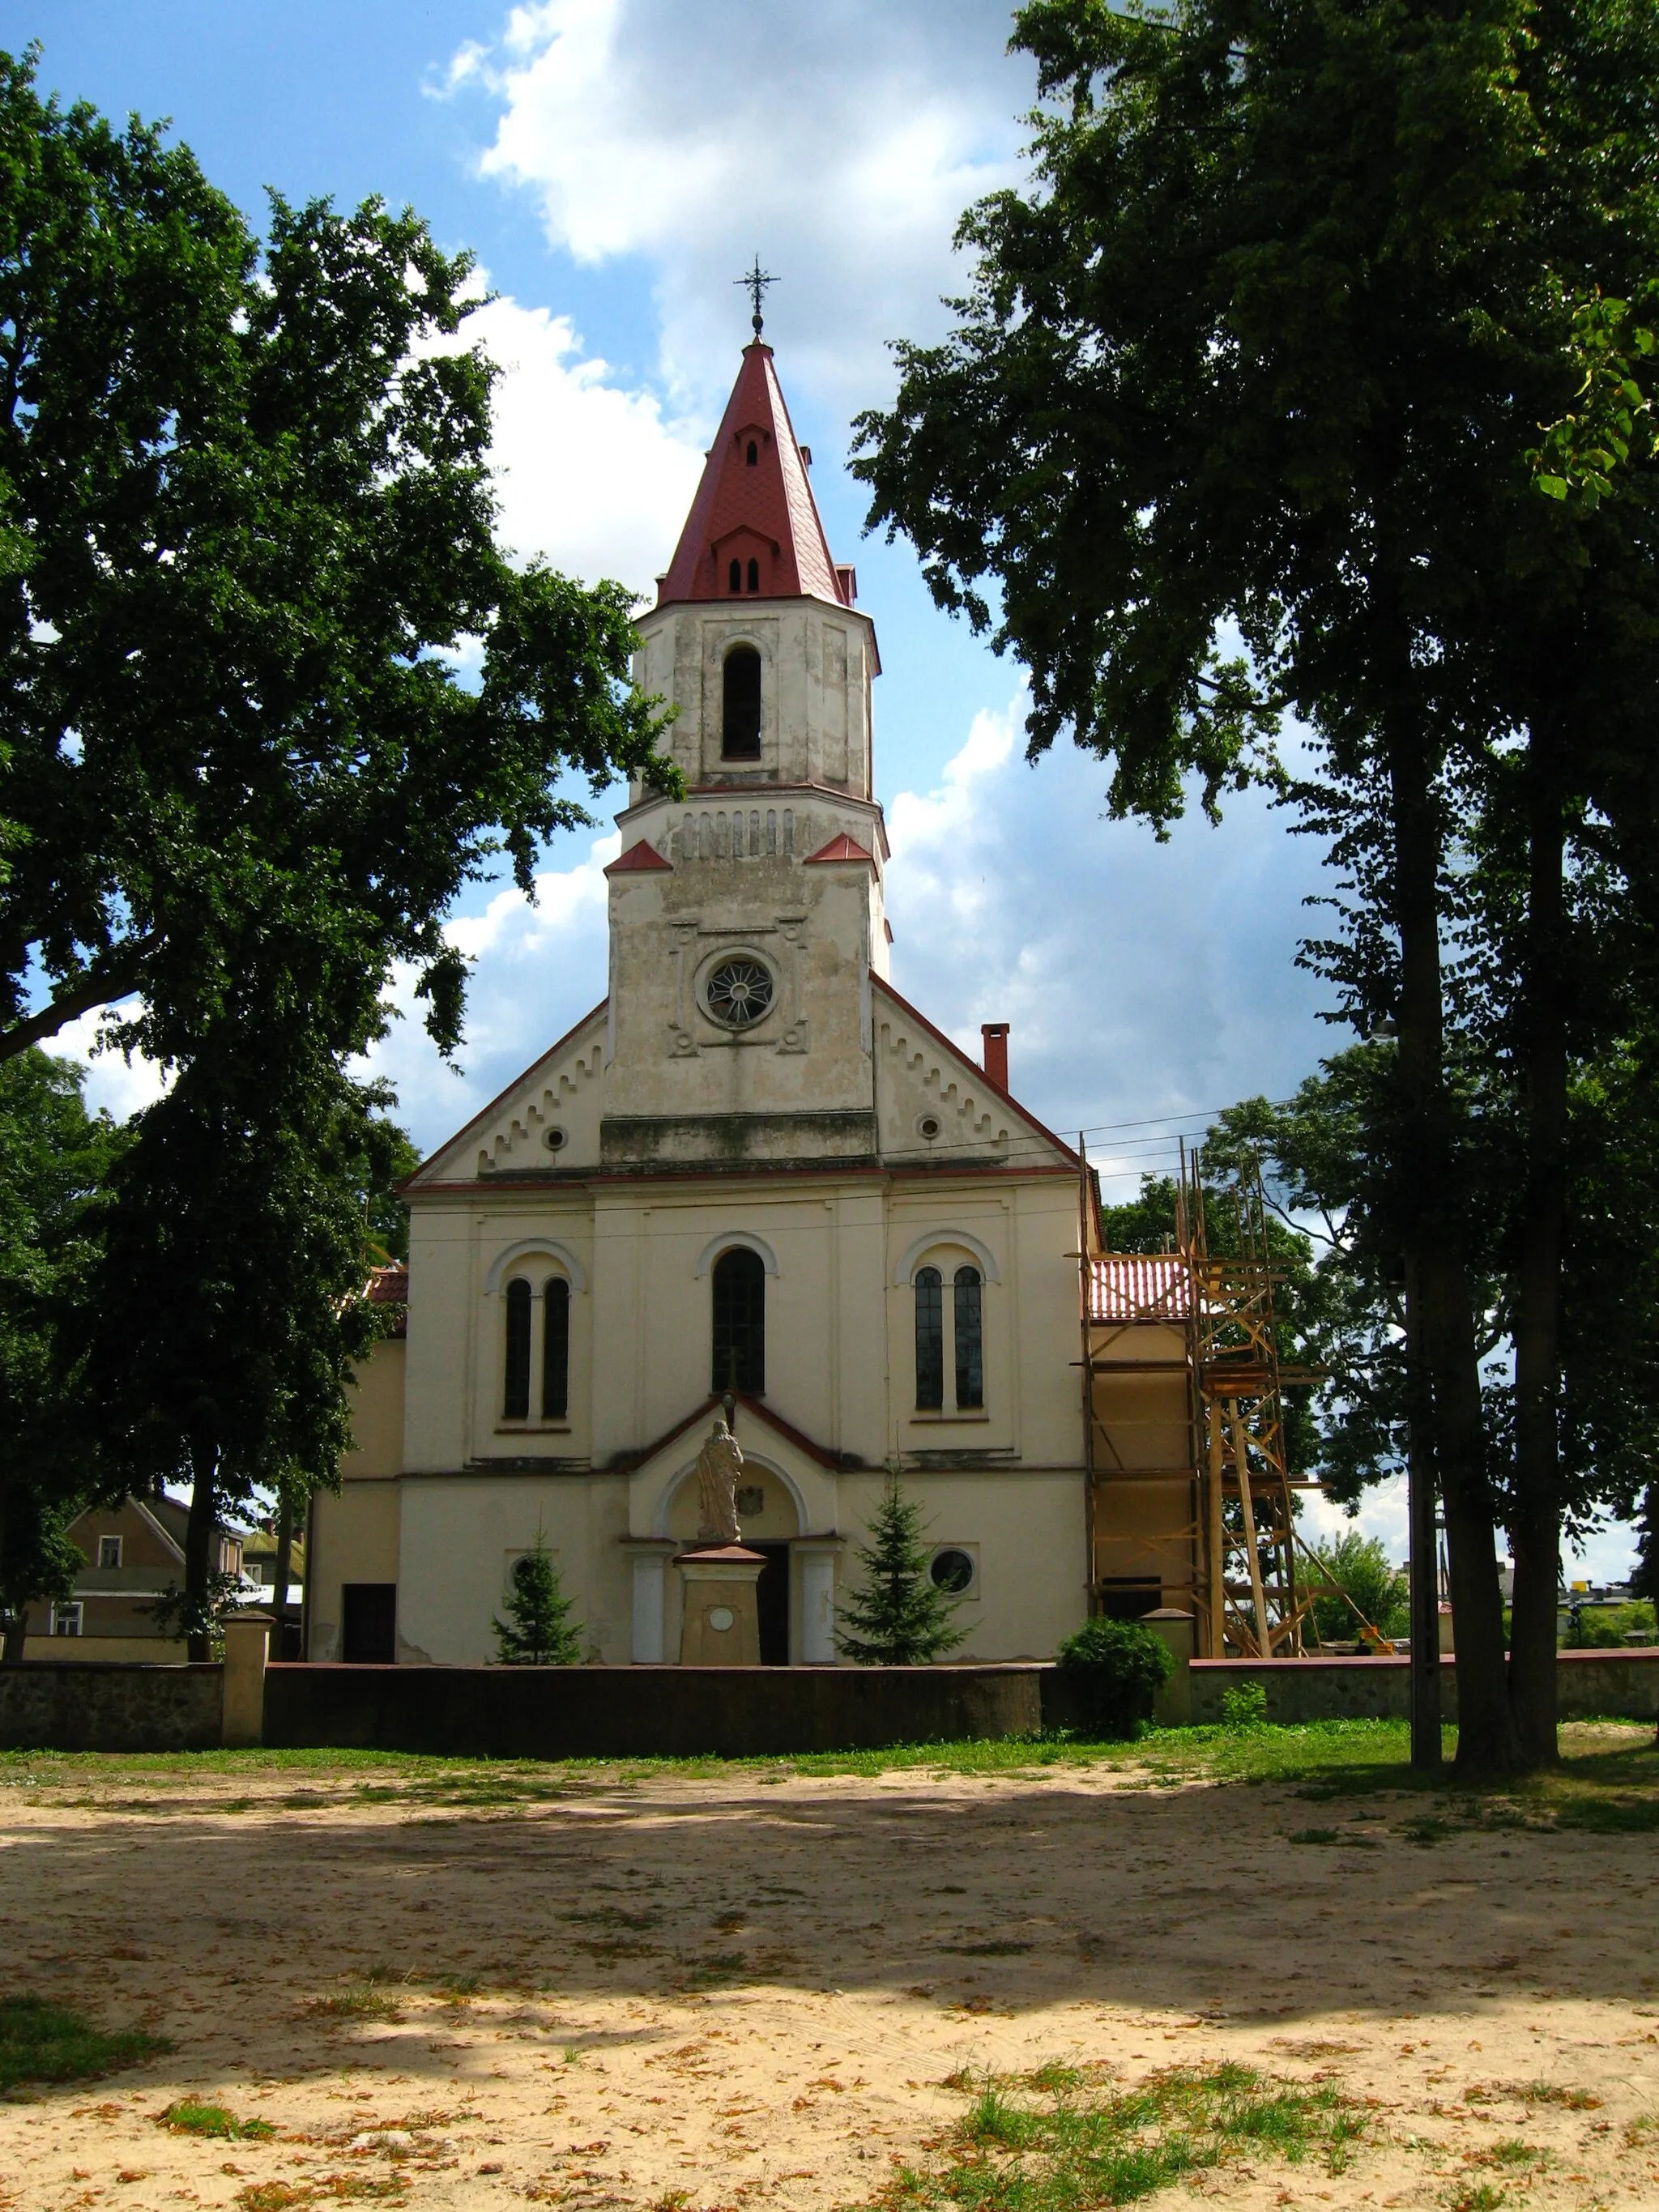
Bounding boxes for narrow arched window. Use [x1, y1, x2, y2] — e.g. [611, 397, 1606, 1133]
[746, 556, 760, 593]
[954, 1267, 983, 1409]
[727, 557, 741, 593]
[712, 1246, 766, 1393]
[542, 1276, 569, 1420]
[722, 645, 761, 759]
[915, 1267, 943, 1410]
[746, 439, 757, 465]
[503, 1277, 532, 1419]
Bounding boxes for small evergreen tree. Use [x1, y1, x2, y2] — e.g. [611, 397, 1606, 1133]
[493, 1533, 582, 1666]
[837, 1477, 966, 1666]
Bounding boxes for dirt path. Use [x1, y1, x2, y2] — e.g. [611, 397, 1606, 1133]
[2, 1751, 1656, 2210]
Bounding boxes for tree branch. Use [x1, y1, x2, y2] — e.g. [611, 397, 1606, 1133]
[0, 939, 154, 1065]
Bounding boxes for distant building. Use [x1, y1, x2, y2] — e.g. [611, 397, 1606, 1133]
[23, 1495, 247, 1662]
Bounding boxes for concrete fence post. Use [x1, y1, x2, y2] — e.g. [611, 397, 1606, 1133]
[221, 1613, 273, 1749]
[1143, 1608, 1194, 1726]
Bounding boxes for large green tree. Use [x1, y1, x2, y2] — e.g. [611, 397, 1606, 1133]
[855, 0, 1659, 1770]
[0, 1050, 125, 1659]
[0, 45, 675, 1077]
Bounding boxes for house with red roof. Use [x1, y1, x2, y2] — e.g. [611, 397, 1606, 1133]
[308, 323, 1090, 1668]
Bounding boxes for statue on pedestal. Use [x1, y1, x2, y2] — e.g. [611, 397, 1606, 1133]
[695, 1418, 744, 1545]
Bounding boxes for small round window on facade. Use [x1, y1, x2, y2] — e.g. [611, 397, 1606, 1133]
[917, 1113, 942, 1140]
[544, 1125, 568, 1153]
[931, 1547, 975, 1595]
[706, 956, 774, 1029]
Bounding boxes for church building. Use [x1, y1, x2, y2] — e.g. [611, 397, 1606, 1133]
[305, 330, 1093, 1668]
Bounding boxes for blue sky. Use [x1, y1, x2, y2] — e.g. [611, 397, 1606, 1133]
[12, 2, 1636, 1578]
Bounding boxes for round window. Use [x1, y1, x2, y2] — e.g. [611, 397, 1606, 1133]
[917, 1114, 942, 1140]
[544, 1125, 568, 1152]
[931, 1548, 975, 1595]
[706, 955, 774, 1029]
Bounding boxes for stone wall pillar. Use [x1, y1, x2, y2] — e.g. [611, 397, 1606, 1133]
[676, 1545, 766, 1665]
[795, 1542, 840, 1664]
[221, 1612, 273, 1748]
[1143, 1606, 1194, 1726]
[628, 1543, 677, 1664]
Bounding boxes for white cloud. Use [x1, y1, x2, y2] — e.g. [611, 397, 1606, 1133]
[51, 1008, 171, 1123]
[445, 0, 1034, 414]
[458, 290, 707, 595]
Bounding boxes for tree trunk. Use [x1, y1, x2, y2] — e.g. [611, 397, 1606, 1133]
[1508, 760, 1569, 1768]
[271, 1490, 294, 1662]
[1402, 1256, 1442, 1767]
[1385, 708, 1518, 1772]
[183, 1441, 219, 1664]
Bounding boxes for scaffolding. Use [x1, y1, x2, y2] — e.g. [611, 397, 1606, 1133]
[1079, 1140, 1320, 1658]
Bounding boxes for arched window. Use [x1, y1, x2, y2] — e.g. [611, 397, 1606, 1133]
[915, 1266, 944, 1410]
[722, 645, 761, 759]
[746, 556, 760, 593]
[954, 1267, 984, 1409]
[727, 557, 741, 593]
[542, 1276, 569, 1420]
[712, 1245, 766, 1393]
[746, 438, 758, 465]
[503, 1277, 532, 1419]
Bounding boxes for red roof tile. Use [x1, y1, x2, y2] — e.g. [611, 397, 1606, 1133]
[657, 343, 847, 609]
[604, 839, 673, 876]
[803, 832, 876, 867]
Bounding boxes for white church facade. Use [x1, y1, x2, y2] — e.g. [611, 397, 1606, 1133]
[305, 333, 1092, 1668]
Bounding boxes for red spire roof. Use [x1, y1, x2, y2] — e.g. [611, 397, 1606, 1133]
[657, 343, 849, 609]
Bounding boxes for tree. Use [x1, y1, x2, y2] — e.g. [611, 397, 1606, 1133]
[493, 1532, 582, 1666]
[0, 1051, 126, 1660]
[837, 1477, 966, 1666]
[0, 46, 676, 1079]
[82, 1022, 404, 1659]
[854, 0, 1659, 1771]
[1307, 1530, 1407, 1647]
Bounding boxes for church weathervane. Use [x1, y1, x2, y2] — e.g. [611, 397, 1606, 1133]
[736, 254, 778, 339]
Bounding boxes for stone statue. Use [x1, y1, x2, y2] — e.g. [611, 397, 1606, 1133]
[695, 1418, 744, 1545]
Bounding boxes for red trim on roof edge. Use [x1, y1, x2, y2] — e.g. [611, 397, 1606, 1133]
[606, 1390, 843, 1477]
[400, 999, 609, 1191]
[804, 833, 876, 867]
[872, 974, 1080, 1168]
[604, 839, 672, 875]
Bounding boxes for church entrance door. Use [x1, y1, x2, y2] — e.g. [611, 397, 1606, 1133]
[751, 1542, 791, 1665]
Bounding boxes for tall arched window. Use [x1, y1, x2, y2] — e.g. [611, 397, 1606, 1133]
[954, 1267, 984, 1409]
[503, 1277, 532, 1419]
[712, 1246, 766, 1393]
[745, 438, 758, 465]
[915, 1266, 944, 1409]
[746, 556, 760, 593]
[722, 645, 761, 759]
[727, 557, 741, 593]
[542, 1276, 569, 1420]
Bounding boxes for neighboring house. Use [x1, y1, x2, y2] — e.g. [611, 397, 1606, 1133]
[308, 327, 1090, 1669]
[23, 1494, 248, 1662]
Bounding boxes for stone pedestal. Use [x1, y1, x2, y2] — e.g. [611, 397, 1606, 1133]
[676, 1545, 766, 1666]
[221, 1611, 274, 1747]
[1142, 1606, 1194, 1725]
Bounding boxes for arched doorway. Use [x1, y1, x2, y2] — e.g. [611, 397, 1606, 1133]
[663, 1454, 801, 1664]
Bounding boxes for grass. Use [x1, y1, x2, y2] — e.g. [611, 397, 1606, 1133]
[158, 2097, 276, 2140]
[0, 1993, 172, 2091]
[1, 1719, 1653, 1828]
[852, 2060, 1365, 2210]
[304, 1981, 403, 2023]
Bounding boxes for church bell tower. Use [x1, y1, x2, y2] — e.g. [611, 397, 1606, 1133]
[599, 318, 889, 1172]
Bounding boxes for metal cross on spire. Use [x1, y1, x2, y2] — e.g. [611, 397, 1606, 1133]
[736, 254, 778, 339]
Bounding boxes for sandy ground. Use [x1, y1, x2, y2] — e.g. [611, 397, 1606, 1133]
[2, 1745, 1657, 2212]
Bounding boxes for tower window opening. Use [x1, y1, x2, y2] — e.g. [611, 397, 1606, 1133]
[746, 556, 760, 593]
[503, 1276, 532, 1420]
[746, 439, 757, 465]
[712, 1245, 766, 1394]
[542, 1276, 569, 1420]
[722, 644, 761, 758]
[915, 1266, 944, 1410]
[728, 557, 741, 593]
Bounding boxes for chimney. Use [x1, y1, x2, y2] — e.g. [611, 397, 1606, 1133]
[981, 1022, 1009, 1092]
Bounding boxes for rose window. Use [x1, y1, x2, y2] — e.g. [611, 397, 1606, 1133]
[706, 957, 774, 1029]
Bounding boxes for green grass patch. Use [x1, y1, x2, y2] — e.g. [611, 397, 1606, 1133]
[304, 1982, 403, 2022]
[857, 2061, 1364, 2210]
[158, 2097, 276, 2140]
[0, 1993, 171, 2091]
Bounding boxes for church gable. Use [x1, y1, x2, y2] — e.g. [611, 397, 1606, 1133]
[873, 980, 1075, 1170]
[408, 1001, 608, 1187]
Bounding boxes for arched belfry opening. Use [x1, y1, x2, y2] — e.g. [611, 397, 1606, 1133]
[722, 645, 762, 760]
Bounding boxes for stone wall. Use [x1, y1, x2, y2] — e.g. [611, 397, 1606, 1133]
[0, 1660, 223, 1750]
[1183, 1647, 1659, 1726]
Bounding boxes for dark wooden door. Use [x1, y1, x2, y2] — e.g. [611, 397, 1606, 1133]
[752, 1543, 791, 1666]
[342, 1582, 396, 1663]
